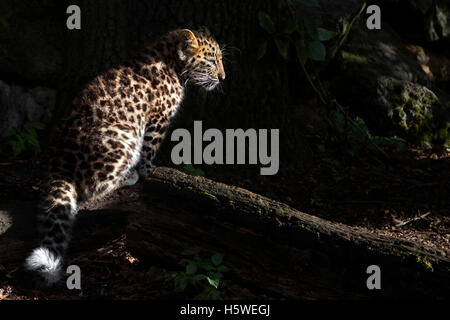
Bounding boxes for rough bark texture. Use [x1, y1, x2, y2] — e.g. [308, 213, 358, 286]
[0, 0, 316, 163]
[123, 167, 449, 299]
[0, 0, 289, 131]
[1, 166, 448, 298]
[142, 167, 448, 263]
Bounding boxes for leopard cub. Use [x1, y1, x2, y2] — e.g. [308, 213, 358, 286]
[25, 28, 225, 285]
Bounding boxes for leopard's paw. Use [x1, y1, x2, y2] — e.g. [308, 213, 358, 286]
[124, 169, 139, 186]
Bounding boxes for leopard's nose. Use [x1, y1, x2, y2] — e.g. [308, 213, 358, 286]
[218, 71, 226, 82]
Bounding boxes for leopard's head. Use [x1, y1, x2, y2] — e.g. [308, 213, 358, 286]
[174, 28, 226, 91]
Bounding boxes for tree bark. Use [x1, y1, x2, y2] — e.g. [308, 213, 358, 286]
[1, 0, 305, 159]
[57, 0, 291, 130]
[125, 167, 450, 299]
[1, 165, 448, 298]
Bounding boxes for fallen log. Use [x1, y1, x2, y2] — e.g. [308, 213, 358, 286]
[0, 165, 448, 298]
[124, 167, 450, 299]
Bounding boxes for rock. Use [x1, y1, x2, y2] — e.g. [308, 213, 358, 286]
[402, 0, 450, 45]
[0, 81, 21, 133]
[331, 23, 450, 147]
[340, 24, 429, 83]
[377, 77, 449, 147]
[425, 0, 450, 43]
[0, 80, 56, 137]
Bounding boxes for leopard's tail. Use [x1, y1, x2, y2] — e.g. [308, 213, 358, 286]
[25, 179, 78, 286]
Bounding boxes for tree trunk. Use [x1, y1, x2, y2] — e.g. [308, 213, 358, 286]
[1, 0, 306, 160]
[56, 0, 291, 132]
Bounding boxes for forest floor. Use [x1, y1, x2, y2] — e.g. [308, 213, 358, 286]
[0, 144, 448, 300]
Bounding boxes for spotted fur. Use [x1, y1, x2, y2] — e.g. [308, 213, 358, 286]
[25, 28, 225, 285]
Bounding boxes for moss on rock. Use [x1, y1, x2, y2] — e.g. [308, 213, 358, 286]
[388, 80, 450, 147]
[331, 23, 450, 148]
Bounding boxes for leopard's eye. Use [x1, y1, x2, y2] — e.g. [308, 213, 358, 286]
[207, 59, 216, 66]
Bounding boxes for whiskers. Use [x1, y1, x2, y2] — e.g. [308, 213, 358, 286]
[221, 43, 240, 63]
[215, 81, 225, 94]
[189, 70, 220, 91]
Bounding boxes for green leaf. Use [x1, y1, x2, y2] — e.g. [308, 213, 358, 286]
[375, 136, 405, 147]
[302, 14, 318, 40]
[217, 265, 229, 273]
[166, 273, 177, 281]
[179, 258, 194, 265]
[317, 27, 334, 41]
[274, 37, 289, 60]
[307, 40, 326, 61]
[183, 164, 205, 176]
[23, 126, 36, 138]
[206, 277, 220, 289]
[211, 253, 223, 266]
[256, 39, 267, 60]
[10, 138, 25, 157]
[186, 263, 197, 275]
[258, 11, 276, 34]
[182, 249, 195, 256]
[177, 275, 188, 291]
[294, 0, 320, 7]
[26, 134, 41, 151]
[211, 272, 223, 281]
[183, 164, 194, 174]
[333, 111, 346, 133]
[295, 38, 308, 66]
[198, 261, 215, 271]
[193, 274, 207, 281]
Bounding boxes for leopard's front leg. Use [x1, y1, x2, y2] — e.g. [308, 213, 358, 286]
[138, 120, 169, 178]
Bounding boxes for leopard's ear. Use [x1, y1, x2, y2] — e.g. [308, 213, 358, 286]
[176, 29, 199, 61]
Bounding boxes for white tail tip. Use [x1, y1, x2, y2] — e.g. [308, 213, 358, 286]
[25, 247, 62, 286]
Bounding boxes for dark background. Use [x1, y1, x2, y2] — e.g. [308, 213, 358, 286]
[0, 0, 449, 300]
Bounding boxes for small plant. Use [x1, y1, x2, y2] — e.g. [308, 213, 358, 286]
[332, 110, 407, 157]
[5, 122, 46, 157]
[257, 0, 334, 64]
[182, 164, 205, 177]
[168, 251, 230, 300]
